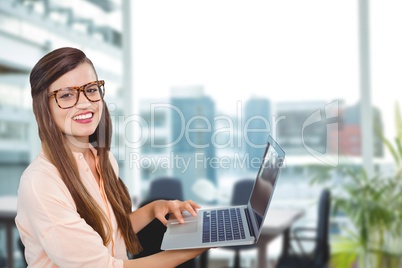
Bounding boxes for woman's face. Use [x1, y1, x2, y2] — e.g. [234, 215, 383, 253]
[48, 62, 103, 146]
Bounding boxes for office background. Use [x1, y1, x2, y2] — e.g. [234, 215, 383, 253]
[1, 0, 401, 266]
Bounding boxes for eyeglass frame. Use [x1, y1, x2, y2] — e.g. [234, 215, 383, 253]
[47, 80, 105, 109]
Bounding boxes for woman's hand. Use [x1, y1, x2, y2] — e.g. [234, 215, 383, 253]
[153, 200, 200, 225]
[130, 199, 201, 233]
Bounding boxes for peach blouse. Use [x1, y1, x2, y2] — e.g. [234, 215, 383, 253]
[15, 147, 127, 267]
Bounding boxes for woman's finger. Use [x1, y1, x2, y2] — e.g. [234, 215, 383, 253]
[183, 200, 199, 217]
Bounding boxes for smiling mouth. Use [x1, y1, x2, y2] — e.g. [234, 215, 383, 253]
[72, 113, 93, 121]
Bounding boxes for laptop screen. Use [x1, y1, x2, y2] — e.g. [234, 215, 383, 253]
[249, 135, 286, 236]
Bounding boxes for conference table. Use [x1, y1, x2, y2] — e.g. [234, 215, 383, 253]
[258, 208, 305, 268]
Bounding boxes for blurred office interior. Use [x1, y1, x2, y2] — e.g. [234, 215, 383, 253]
[1, 0, 402, 267]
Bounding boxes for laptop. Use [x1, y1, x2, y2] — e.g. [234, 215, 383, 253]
[161, 134, 285, 250]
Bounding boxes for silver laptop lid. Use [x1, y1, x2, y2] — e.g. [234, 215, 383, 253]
[248, 135, 286, 239]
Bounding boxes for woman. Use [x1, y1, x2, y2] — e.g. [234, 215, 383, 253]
[15, 47, 207, 267]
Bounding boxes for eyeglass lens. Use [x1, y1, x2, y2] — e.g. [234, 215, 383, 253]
[56, 82, 104, 108]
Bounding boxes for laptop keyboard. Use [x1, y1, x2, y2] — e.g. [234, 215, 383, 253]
[202, 208, 246, 243]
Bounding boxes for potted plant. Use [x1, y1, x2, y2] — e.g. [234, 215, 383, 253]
[309, 104, 402, 268]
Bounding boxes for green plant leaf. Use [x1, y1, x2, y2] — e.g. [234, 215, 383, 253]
[395, 102, 402, 139]
[330, 235, 360, 268]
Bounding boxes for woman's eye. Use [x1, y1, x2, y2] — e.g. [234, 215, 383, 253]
[86, 87, 98, 94]
[59, 91, 74, 99]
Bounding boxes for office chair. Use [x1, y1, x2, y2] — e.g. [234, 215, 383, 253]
[145, 176, 184, 201]
[221, 179, 256, 268]
[19, 238, 27, 267]
[0, 255, 6, 268]
[132, 177, 201, 268]
[276, 189, 331, 268]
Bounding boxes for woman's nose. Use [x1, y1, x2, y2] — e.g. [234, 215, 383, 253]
[75, 92, 91, 109]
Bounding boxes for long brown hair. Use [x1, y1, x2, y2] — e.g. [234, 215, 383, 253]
[30, 47, 142, 255]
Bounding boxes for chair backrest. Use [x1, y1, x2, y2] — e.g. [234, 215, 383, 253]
[133, 177, 197, 267]
[314, 189, 331, 265]
[147, 177, 184, 201]
[231, 179, 254, 206]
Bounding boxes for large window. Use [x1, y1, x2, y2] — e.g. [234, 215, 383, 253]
[371, 1, 402, 149]
[131, 0, 367, 206]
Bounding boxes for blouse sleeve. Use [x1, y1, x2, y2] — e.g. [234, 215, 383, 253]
[16, 166, 124, 268]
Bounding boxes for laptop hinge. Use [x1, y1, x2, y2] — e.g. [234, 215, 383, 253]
[244, 208, 255, 237]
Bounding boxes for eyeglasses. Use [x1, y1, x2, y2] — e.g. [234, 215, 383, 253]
[48, 80, 105, 109]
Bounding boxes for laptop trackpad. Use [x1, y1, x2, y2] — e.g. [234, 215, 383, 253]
[169, 221, 198, 234]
